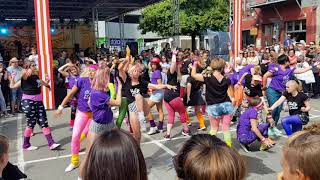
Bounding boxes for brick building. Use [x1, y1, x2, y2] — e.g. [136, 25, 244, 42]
[241, 0, 320, 48]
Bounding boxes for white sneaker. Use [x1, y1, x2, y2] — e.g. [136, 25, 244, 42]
[140, 121, 147, 132]
[147, 127, 159, 135]
[273, 127, 283, 136]
[24, 146, 38, 151]
[111, 107, 116, 110]
[50, 143, 61, 150]
[65, 163, 79, 172]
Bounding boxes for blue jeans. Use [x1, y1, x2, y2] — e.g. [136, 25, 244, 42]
[0, 86, 6, 113]
[281, 115, 302, 136]
[266, 87, 283, 125]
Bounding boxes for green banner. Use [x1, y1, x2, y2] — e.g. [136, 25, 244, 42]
[96, 37, 108, 46]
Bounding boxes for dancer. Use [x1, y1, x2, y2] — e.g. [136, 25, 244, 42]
[119, 64, 176, 143]
[237, 98, 275, 152]
[191, 58, 234, 147]
[55, 65, 98, 172]
[262, 54, 317, 136]
[58, 63, 80, 130]
[184, 76, 206, 130]
[13, 61, 60, 151]
[163, 50, 190, 140]
[269, 80, 310, 136]
[146, 57, 165, 135]
[78, 68, 122, 179]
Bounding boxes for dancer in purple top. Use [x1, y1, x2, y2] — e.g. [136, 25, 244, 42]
[58, 63, 80, 130]
[237, 98, 275, 152]
[78, 68, 122, 179]
[263, 54, 317, 136]
[56, 65, 98, 172]
[146, 57, 165, 135]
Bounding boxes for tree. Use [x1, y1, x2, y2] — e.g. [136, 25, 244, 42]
[139, 0, 229, 50]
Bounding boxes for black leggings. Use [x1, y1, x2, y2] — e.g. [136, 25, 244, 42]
[21, 99, 48, 129]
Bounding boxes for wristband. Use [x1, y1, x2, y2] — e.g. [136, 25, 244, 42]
[58, 105, 64, 111]
[261, 137, 266, 142]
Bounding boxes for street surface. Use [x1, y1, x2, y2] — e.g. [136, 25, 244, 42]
[5, 100, 320, 180]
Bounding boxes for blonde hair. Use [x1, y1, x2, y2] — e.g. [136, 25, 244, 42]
[251, 65, 261, 75]
[286, 80, 303, 92]
[283, 123, 320, 180]
[210, 58, 226, 73]
[92, 68, 110, 92]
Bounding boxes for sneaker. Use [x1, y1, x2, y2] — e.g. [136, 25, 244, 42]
[147, 127, 159, 135]
[24, 146, 38, 151]
[198, 127, 206, 131]
[49, 143, 60, 150]
[158, 127, 165, 133]
[182, 129, 190, 136]
[273, 127, 283, 136]
[140, 121, 147, 132]
[268, 128, 275, 137]
[187, 122, 192, 126]
[164, 134, 171, 141]
[187, 106, 193, 112]
[239, 143, 250, 153]
[65, 163, 79, 172]
[111, 107, 116, 110]
[259, 143, 270, 151]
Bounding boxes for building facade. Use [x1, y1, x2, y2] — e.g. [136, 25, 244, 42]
[241, 0, 319, 48]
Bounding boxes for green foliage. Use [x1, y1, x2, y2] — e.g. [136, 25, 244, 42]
[139, 0, 230, 37]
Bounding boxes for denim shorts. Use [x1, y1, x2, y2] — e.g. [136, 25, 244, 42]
[149, 90, 164, 103]
[11, 88, 22, 102]
[207, 102, 233, 118]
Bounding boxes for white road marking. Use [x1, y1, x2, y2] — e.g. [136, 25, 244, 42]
[142, 133, 176, 156]
[16, 115, 25, 173]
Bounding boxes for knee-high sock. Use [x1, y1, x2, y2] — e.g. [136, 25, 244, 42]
[42, 127, 55, 147]
[223, 132, 232, 147]
[23, 127, 33, 149]
[196, 112, 205, 129]
[71, 154, 80, 166]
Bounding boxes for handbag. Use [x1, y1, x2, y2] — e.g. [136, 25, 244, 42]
[298, 112, 309, 125]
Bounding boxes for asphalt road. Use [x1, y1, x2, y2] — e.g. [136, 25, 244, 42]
[5, 100, 320, 180]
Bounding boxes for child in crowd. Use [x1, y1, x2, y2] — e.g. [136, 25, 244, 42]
[237, 97, 275, 152]
[173, 134, 246, 180]
[278, 123, 320, 180]
[269, 80, 311, 136]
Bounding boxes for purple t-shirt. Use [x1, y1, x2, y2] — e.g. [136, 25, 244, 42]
[238, 64, 254, 85]
[268, 64, 295, 92]
[151, 70, 162, 84]
[67, 75, 79, 89]
[237, 107, 258, 136]
[75, 77, 92, 112]
[90, 89, 113, 124]
[229, 72, 239, 86]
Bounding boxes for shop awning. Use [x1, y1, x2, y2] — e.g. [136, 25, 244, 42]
[248, 0, 287, 8]
[0, 0, 161, 20]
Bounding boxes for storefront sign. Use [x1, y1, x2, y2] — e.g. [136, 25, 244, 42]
[250, 27, 258, 36]
[109, 38, 135, 46]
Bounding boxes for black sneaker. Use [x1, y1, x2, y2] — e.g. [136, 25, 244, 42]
[239, 143, 250, 153]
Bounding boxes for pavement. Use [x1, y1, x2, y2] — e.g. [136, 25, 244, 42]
[4, 99, 320, 180]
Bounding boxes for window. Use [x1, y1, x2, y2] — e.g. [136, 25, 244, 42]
[287, 22, 293, 31]
[286, 20, 306, 33]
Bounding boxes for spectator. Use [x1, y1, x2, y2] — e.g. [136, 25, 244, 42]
[0, 135, 8, 180]
[173, 134, 246, 180]
[58, 50, 67, 67]
[7, 57, 23, 115]
[0, 63, 9, 111]
[277, 123, 320, 180]
[82, 129, 147, 180]
[0, 64, 8, 118]
[28, 47, 38, 68]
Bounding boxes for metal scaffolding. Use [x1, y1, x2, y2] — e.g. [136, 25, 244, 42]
[172, 0, 180, 48]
